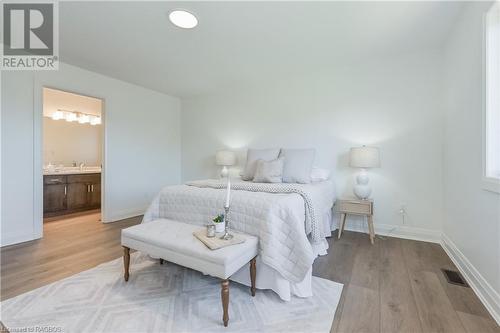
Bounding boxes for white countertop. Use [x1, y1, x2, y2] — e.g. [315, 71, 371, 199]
[43, 167, 101, 176]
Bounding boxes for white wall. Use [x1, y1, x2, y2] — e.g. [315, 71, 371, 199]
[43, 117, 103, 166]
[1, 62, 181, 246]
[442, 1, 500, 321]
[1, 72, 35, 246]
[181, 51, 445, 241]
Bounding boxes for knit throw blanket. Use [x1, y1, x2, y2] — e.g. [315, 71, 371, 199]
[186, 179, 322, 244]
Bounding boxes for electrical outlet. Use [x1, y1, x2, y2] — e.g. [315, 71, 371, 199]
[399, 204, 406, 215]
[399, 204, 407, 225]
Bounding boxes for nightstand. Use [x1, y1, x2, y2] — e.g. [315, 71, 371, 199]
[335, 199, 375, 244]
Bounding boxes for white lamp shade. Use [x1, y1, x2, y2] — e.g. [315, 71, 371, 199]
[216, 150, 236, 166]
[349, 146, 380, 168]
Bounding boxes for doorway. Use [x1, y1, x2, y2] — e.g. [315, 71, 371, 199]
[41, 87, 104, 225]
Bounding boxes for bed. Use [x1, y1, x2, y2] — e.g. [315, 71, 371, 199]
[142, 178, 336, 301]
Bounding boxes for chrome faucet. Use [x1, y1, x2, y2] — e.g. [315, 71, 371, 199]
[79, 162, 85, 171]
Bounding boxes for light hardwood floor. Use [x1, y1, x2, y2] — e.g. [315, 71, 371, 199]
[1, 211, 141, 301]
[1, 213, 499, 333]
[313, 231, 500, 333]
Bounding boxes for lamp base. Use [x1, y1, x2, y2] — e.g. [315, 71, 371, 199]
[354, 185, 372, 200]
[353, 169, 372, 200]
[220, 166, 229, 178]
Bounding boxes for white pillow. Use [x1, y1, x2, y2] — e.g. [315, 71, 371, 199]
[279, 148, 316, 184]
[310, 167, 331, 182]
[242, 148, 281, 181]
[253, 158, 284, 183]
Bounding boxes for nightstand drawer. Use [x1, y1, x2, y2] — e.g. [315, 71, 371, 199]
[336, 200, 372, 215]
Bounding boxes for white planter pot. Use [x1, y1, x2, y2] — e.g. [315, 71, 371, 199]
[214, 222, 225, 233]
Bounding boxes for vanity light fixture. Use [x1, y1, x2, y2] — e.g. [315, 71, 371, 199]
[169, 10, 198, 29]
[46, 109, 101, 126]
[78, 114, 90, 124]
[51, 111, 64, 120]
[90, 116, 102, 126]
[65, 112, 77, 122]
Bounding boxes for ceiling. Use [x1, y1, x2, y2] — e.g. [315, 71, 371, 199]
[60, 1, 464, 98]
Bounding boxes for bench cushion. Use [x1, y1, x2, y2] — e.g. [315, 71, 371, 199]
[121, 219, 259, 279]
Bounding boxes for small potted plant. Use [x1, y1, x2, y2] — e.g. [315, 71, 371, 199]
[212, 214, 225, 233]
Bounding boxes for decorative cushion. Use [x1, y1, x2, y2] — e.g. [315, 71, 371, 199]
[253, 158, 284, 183]
[310, 167, 331, 182]
[279, 149, 316, 184]
[242, 148, 281, 181]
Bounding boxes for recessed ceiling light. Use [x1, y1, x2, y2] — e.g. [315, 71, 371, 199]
[169, 10, 198, 29]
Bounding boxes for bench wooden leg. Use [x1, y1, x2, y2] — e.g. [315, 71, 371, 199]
[123, 246, 130, 282]
[221, 279, 229, 327]
[159, 258, 164, 265]
[250, 257, 256, 296]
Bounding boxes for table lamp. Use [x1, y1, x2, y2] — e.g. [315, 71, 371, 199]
[216, 150, 236, 178]
[349, 146, 380, 200]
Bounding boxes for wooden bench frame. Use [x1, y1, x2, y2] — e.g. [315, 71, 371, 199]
[123, 246, 257, 327]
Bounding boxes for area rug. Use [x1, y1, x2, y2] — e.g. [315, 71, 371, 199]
[0, 253, 343, 333]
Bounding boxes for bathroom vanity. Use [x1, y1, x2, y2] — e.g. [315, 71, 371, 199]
[43, 171, 101, 218]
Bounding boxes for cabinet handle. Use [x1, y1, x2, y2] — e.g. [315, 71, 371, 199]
[64, 185, 67, 196]
[91, 184, 94, 192]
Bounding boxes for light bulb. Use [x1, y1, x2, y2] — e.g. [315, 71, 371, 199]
[90, 116, 101, 125]
[51, 111, 64, 120]
[78, 114, 90, 124]
[65, 112, 77, 122]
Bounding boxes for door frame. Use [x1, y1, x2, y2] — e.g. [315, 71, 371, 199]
[34, 84, 106, 239]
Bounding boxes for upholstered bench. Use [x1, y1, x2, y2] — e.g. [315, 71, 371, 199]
[121, 219, 258, 327]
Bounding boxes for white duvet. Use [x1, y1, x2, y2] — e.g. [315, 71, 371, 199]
[142, 178, 336, 284]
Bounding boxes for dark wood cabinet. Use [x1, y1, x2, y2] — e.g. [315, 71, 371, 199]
[43, 173, 101, 218]
[89, 183, 101, 207]
[67, 183, 90, 210]
[43, 183, 67, 213]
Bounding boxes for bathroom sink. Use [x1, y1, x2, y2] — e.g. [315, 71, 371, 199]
[43, 166, 102, 175]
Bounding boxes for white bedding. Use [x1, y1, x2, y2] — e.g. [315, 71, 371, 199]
[142, 178, 336, 300]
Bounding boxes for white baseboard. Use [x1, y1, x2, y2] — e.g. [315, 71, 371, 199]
[340, 221, 441, 243]
[441, 234, 500, 325]
[1, 230, 40, 247]
[1, 208, 145, 246]
[103, 207, 146, 223]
